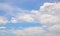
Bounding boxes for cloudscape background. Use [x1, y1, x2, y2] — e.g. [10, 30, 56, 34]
[0, 0, 60, 36]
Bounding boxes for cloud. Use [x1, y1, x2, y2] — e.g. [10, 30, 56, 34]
[40, 3, 60, 16]
[0, 29, 15, 36]
[11, 13, 35, 23]
[0, 27, 45, 36]
[0, 2, 60, 36]
[0, 3, 30, 23]
[0, 3, 25, 16]
[0, 16, 8, 24]
[0, 3, 35, 23]
[0, 26, 6, 29]
[39, 14, 59, 26]
[37, 2, 60, 26]
[9, 2, 60, 27]
[45, 24, 60, 36]
[0, 2, 60, 27]
[29, 2, 60, 26]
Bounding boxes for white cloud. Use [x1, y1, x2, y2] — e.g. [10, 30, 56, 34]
[10, 17, 18, 23]
[0, 3, 35, 23]
[39, 14, 59, 26]
[45, 24, 60, 36]
[0, 3, 27, 23]
[40, 2, 60, 16]
[0, 26, 6, 29]
[0, 16, 8, 24]
[22, 2, 59, 27]
[37, 2, 60, 26]
[48, 24, 60, 32]
[9, 2, 60, 27]
[17, 14, 35, 22]
[11, 13, 35, 23]
[0, 2, 60, 27]
[0, 27, 46, 36]
[9, 27, 46, 36]
[0, 2, 60, 36]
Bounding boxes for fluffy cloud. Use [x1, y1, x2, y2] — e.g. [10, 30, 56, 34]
[27, 2, 60, 27]
[39, 14, 59, 26]
[9, 2, 60, 27]
[37, 2, 60, 26]
[40, 3, 60, 16]
[0, 2, 60, 36]
[0, 2, 60, 26]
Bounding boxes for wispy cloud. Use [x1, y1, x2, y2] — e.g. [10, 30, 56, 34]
[0, 27, 46, 36]
[0, 26, 6, 29]
[0, 16, 8, 24]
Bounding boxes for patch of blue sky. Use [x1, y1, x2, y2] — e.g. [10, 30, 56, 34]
[0, 0, 59, 10]
[1, 21, 41, 29]
[11, 0, 59, 10]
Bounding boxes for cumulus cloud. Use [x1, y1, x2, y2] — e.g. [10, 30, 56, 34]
[10, 2, 60, 36]
[8, 2, 60, 27]
[39, 14, 59, 26]
[25, 2, 60, 27]
[40, 3, 60, 16]
[37, 2, 60, 26]
[0, 2, 60, 27]
[0, 1, 60, 36]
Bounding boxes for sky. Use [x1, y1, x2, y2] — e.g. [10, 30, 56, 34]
[0, 0, 60, 36]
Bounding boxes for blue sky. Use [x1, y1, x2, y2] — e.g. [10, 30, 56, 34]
[0, 0, 60, 36]
[0, 0, 58, 10]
